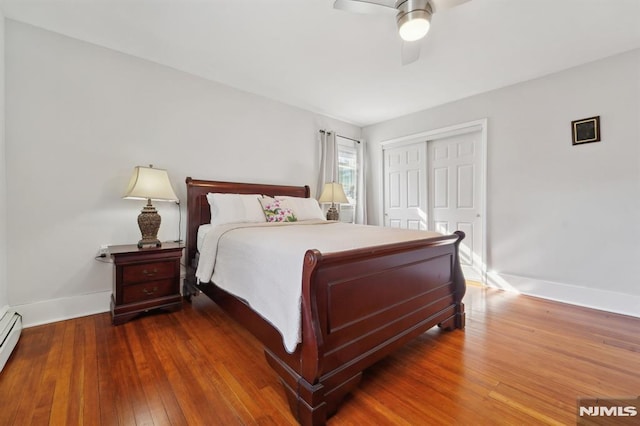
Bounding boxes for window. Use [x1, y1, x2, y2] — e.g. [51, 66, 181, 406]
[337, 136, 359, 223]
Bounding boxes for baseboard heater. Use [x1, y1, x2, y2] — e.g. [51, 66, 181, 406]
[0, 309, 22, 373]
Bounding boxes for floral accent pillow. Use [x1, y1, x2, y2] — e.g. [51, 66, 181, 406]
[259, 197, 297, 222]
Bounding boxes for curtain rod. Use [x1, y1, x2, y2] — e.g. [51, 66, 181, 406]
[319, 129, 361, 144]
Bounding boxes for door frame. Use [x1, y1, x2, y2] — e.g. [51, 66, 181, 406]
[380, 118, 488, 284]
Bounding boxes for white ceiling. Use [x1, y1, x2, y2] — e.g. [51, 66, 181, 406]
[1, 0, 640, 126]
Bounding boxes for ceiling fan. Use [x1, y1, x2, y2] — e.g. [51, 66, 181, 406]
[333, 0, 471, 65]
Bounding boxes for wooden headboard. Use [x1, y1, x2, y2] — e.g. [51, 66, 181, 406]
[185, 177, 311, 267]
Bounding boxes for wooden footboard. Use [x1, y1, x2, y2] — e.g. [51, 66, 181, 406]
[183, 178, 466, 426]
[263, 232, 466, 425]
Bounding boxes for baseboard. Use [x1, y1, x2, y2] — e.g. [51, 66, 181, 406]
[12, 291, 111, 328]
[0, 305, 7, 319]
[487, 272, 640, 318]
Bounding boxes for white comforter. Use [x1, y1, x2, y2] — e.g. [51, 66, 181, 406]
[196, 221, 441, 353]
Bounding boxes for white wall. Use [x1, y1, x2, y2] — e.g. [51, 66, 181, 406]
[364, 49, 640, 315]
[0, 14, 7, 314]
[6, 20, 638, 324]
[5, 20, 360, 326]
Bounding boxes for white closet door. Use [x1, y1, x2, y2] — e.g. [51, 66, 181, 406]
[428, 131, 483, 282]
[383, 143, 427, 230]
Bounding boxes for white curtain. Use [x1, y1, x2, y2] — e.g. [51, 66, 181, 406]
[318, 130, 367, 224]
[355, 140, 367, 225]
[317, 130, 337, 199]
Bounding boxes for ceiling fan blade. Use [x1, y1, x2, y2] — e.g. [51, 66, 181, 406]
[333, 0, 398, 15]
[429, 0, 471, 13]
[401, 41, 421, 65]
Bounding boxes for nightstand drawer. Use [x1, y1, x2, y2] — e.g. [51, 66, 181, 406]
[110, 243, 183, 325]
[122, 261, 177, 284]
[122, 279, 175, 304]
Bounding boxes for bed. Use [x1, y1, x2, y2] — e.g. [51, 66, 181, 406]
[183, 177, 466, 426]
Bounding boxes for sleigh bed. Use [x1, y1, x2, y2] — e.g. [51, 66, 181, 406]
[182, 177, 466, 426]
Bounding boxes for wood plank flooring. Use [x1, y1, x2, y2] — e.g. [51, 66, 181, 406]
[1, 286, 639, 425]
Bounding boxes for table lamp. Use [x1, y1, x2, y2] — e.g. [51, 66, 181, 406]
[318, 182, 349, 221]
[123, 165, 179, 248]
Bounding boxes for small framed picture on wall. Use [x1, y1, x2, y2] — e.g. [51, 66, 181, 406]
[572, 116, 601, 145]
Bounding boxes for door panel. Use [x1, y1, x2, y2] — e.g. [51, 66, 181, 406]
[383, 143, 427, 230]
[407, 170, 421, 207]
[428, 132, 483, 281]
[434, 167, 448, 208]
[389, 172, 401, 208]
[457, 165, 474, 208]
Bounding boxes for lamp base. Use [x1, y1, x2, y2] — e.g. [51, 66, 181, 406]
[137, 239, 162, 249]
[326, 205, 339, 221]
[137, 200, 162, 248]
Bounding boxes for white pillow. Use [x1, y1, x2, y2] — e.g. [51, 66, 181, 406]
[276, 196, 326, 221]
[206, 193, 265, 226]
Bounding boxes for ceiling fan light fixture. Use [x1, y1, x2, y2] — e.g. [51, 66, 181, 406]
[397, 0, 433, 42]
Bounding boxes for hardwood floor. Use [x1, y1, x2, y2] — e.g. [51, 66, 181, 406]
[1, 286, 639, 425]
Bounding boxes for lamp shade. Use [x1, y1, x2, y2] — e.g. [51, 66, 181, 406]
[318, 182, 349, 204]
[123, 166, 178, 202]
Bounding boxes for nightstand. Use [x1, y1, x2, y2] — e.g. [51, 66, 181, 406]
[109, 242, 183, 325]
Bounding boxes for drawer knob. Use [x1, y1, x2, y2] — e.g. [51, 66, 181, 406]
[142, 268, 159, 277]
[143, 286, 159, 296]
